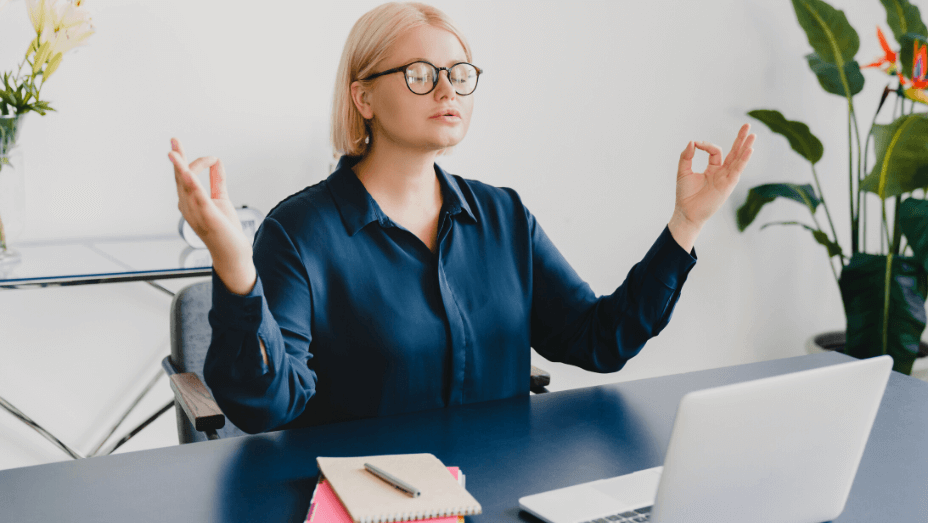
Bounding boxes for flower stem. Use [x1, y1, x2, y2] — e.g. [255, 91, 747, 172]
[810, 162, 842, 269]
[882, 251, 892, 356]
[859, 95, 885, 255]
[851, 107, 864, 256]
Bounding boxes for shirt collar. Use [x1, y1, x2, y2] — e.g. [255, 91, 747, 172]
[327, 155, 477, 237]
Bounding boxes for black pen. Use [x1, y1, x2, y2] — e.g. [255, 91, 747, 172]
[364, 462, 421, 498]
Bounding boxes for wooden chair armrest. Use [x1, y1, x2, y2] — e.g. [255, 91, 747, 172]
[169, 373, 226, 432]
[530, 365, 551, 394]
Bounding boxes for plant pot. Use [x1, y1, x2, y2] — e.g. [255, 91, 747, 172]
[806, 330, 928, 382]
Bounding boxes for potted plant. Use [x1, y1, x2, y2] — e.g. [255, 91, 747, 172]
[0, 0, 94, 262]
[737, 0, 928, 376]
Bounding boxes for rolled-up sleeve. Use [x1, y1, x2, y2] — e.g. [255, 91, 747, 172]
[529, 212, 697, 373]
[203, 216, 317, 434]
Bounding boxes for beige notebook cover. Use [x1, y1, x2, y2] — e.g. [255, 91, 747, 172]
[316, 453, 482, 523]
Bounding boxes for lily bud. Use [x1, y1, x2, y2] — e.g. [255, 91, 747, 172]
[43, 52, 63, 80]
[32, 40, 51, 75]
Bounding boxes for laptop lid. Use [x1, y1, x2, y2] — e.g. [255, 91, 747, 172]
[651, 355, 893, 523]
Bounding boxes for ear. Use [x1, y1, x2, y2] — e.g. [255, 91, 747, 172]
[350, 81, 374, 120]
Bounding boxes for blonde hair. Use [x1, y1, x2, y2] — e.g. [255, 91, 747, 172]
[330, 2, 473, 158]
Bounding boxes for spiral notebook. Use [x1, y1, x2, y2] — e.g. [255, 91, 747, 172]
[306, 466, 464, 523]
[315, 453, 482, 523]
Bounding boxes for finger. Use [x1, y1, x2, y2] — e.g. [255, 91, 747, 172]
[169, 151, 208, 196]
[723, 124, 750, 167]
[732, 133, 756, 168]
[678, 140, 696, 173]
[170, 137, 188, 163]
[168, 145, 186, 186]
[695, 141, 723, 166]
[729, 145, 755, 181]
[188, 156, 219, 176]
[210, 159, 230, 200]
[168, 151, 189, 190]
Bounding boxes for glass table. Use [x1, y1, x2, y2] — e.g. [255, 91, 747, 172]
[0, 234, 212, 459]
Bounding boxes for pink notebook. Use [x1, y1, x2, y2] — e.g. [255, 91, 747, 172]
[306, 466, 464, 523]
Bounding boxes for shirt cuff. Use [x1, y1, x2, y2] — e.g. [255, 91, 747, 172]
[210, 268, 266, 331]
[642, 225, 698, 289]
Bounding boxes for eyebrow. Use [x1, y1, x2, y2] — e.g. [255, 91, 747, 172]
[406, 57, 470, 66]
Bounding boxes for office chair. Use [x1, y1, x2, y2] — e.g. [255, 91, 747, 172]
[163, 281, 552, 444]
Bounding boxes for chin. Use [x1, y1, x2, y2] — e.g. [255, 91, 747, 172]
[426, 131, 467, 150]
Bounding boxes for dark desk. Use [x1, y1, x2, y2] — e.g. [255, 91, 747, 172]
[1, 352, 925, 522]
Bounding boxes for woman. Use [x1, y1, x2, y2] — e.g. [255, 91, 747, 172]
[168, 2, 755, 435]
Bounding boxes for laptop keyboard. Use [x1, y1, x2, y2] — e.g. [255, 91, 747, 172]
[580, 505, 652, 522]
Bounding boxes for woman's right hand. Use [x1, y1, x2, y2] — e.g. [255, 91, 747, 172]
[168, 137, 257, 295]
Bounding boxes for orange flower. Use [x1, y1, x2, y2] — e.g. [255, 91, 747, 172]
[911, 40, 928, 89]
[863, 27, 898, 71]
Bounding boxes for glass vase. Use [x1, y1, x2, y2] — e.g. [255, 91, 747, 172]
[0, 114, 26, 265]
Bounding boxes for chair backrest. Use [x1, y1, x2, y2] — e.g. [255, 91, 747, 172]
[169, 280, 247, 443]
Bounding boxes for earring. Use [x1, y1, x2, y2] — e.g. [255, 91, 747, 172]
[364, 135, 370, 144]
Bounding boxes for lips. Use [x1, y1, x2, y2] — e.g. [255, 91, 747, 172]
[431, 108, 461, 118]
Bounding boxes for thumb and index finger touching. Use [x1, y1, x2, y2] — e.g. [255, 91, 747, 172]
[678, 124, 755, 174]
[168, 137, 229, 202]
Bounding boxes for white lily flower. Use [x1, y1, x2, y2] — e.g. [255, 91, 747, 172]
[25, 0, 49, 34]
[41, 0, 94, 57]
[26, 0, 93, 62]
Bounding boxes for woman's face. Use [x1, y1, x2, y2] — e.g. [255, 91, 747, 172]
[353, 25, 474, 153]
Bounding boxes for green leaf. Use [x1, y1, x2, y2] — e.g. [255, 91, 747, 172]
[12, 84, 24, 107]
[736, 183, 821, 231]
[792, 0, 860, 65]
[860, 113, 928, 199]
[760, 220, 844, 258]
[804, 52, 865, 96]
[897, 32, 928, 80]
[900, 198, 928, 272]
[840, 253, 928, 374]
[879, 0, 928, 44]
[747, 109, 824, 163]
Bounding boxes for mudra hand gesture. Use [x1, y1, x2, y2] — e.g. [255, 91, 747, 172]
[167, 137, 257, 295]
[674, 123, 756, 229]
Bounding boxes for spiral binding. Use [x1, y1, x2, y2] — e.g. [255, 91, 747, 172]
[360, 505, 479, 522]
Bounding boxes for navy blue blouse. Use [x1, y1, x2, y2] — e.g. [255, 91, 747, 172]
[204, 155, 697, 434]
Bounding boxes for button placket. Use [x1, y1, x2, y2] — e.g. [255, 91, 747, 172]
[435, 216, 468, 406]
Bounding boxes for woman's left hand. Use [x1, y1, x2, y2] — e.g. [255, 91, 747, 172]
[674, 123, 756, 228]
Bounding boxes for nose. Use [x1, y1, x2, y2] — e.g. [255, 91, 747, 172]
[434, 69, 456, 98]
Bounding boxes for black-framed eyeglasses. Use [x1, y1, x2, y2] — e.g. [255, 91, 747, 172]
[361, 60, 483, 96]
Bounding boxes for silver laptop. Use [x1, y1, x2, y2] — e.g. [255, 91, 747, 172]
[519, 355, 893, 523]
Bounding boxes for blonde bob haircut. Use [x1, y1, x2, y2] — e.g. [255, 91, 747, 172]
[331, 2, 474, 158]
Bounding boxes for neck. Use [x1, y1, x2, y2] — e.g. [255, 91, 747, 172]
[352, 138, 443, 212]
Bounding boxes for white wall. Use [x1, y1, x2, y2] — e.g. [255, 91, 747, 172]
[0, 0, 903, 470]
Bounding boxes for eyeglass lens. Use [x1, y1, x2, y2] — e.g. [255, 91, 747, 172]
[405, 62, 478, 95]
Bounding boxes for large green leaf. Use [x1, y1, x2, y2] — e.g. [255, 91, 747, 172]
[792, 0, 860, 65]
[900, 197, 928, 272]
[760, 220, 844, 258]
[879, 0, 928, 44]
[736, 183, 821, 231]
[897, 32, 928, 80]
[840, 253, 928, 374]
[747, 109, 824, 163]
[860, 113, 928, 199]
[804, 52, 865, 96]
